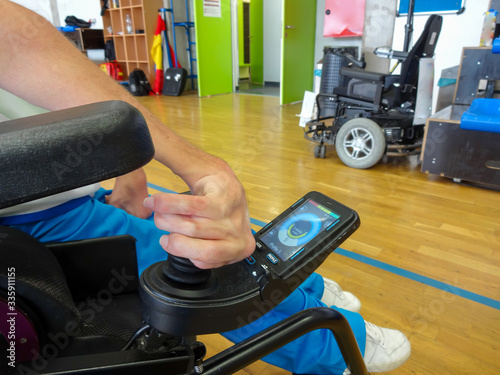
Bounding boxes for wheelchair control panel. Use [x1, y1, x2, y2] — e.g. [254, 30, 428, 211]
[247, 191, 359, 278]
[139, 191, 360, 336]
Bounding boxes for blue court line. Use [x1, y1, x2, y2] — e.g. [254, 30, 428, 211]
[335, 249, 500, 310]
[146, 184, 500, 310]
[147, 183, 180, 195]
[251, 218, 268, 227]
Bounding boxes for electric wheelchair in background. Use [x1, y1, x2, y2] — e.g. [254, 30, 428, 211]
[305, 15, 443, 169]
[0, 102, 368, 375]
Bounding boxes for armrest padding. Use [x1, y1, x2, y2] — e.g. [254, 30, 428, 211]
[0, 101, 155, 209]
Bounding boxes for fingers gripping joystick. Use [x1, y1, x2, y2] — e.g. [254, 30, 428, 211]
[139, 192, 360, 338]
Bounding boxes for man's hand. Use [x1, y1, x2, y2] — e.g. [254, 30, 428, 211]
[143, 169, 255, 269]
[106, 168, 152, 219]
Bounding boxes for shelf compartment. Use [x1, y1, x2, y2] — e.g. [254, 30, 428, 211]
[124, 35, 137, 61]
[102, 15, 113, 36]
[113, 60, 128, 80]
[110, 10, 123, 35]
[135, 35, 148, 61]
[127, 62, 139, 73]
[132, 7, 145, 32]
[137, 62, 150, 78]
[127, 62, 140, 79]
[128, 62, 150, 77]
[121, 8, 134, 35]
[113, 36, 126, 60]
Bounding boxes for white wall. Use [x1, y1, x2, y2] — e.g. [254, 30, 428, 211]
[56, 0, 103, 29]
[263, 0, 282, 83]
[10, 0, 54, 23]
[392, 0, 491, 110]
[362, 0, 397, 73]
[11, 0, 103, 28]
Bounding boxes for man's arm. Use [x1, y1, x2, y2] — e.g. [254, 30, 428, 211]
[0, 1, 255, 268]
[0, 1, 210, 180]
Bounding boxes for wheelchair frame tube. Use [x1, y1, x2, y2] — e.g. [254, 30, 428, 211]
[403, 0, 415, 53]
[199, 307, 368, 375]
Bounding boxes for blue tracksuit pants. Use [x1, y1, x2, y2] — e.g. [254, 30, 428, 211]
[4, 188, 366, 374]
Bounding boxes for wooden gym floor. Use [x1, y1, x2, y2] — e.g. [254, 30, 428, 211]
[104, 92, 500, 374]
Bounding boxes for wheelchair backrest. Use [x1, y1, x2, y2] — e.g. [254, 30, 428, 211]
[399, 15, 443, 90]
[0, 225, 81, 335]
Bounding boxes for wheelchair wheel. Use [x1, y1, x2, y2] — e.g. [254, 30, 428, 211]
[314, 145, 327, 159]
[314, 145, 321, 158]
[320, 145, 326, 159]
[335, 118, 386, 169]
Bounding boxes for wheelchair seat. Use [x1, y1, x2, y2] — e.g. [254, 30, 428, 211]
[337, 14, 442, 110]
[333, 68, 388, 107]
[0, 227, 143, 360]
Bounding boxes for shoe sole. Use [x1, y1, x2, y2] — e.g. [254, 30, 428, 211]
[365, 345, 411, 372]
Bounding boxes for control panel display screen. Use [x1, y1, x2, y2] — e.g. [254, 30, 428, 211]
[260, 199, 340, 261]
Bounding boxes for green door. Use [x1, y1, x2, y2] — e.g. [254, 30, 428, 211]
[193, 0, 233, 97]
[281, 0, 317, 105]
[250, 0, 264, 85]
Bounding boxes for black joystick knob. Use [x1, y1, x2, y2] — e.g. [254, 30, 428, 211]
[139, 251, 258, 336]
[141, 254, 217, 301]
[162, 255, 212, 285]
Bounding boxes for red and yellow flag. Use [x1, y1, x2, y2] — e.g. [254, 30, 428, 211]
[151, 14, 165, 94]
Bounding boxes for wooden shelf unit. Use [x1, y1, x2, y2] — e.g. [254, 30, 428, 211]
[101, 0, 163, 81]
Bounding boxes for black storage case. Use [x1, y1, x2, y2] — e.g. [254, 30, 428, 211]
[319, 47, 358, 117]
[163, 67, 188, 96]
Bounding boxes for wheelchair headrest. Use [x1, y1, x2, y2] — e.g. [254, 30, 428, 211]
[400, 15, 443, 88]
[0, 101, 155, 209]
[414, 15, 443, 59]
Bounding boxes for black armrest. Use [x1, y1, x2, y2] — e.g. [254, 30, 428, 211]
[0, 101, 155, 209]
[340, 67, 387, 82]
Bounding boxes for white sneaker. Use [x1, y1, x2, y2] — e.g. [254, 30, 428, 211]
[363, 321, 411, 372]
[321, 278, 362, 312]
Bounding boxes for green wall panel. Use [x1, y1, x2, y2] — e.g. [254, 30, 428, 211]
[194, 0, 233, 97]
[281, 0, 317, 105]
[250, 0, 263, 85]
[238, 0, 245, 66]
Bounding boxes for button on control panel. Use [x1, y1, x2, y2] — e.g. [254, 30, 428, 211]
[266, 253, 279, 264]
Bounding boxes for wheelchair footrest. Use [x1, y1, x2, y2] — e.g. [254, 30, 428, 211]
[305, 121, 326, 129]
[303, 123, 336, 145]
